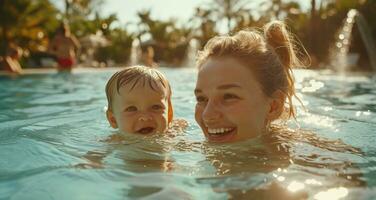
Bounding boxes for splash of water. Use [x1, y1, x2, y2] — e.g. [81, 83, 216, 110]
[182, 38, 200, 68]
[330, 9, 376, 72]
[130, 39, 141, 66]
[330, 9, 357, 73]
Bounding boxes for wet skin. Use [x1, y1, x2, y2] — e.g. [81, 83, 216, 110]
[194, 57, 280, 143]
[107, 82, 170, 134]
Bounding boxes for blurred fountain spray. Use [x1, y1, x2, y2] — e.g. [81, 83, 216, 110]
[330, 9, 376, 73]
[130, 39, 141, 66]
[182, 38, 200, 68]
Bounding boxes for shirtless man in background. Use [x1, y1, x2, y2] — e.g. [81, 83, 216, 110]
[49, 22, 80, 71]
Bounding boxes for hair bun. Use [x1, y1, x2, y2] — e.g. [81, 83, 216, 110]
[264, 21, 295, 69]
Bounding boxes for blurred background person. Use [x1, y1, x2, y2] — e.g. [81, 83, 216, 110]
[140, 44, 158, 68]
[48, 22, 80, 71]
[0, 43, 23, 74]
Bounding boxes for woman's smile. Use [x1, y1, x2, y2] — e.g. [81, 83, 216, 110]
[205, 126, 237, 142]
[195, 57, 272, 143]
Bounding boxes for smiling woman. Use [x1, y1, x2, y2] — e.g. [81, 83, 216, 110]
[195, 57, 273, 142]
[191, 20, 367, 198]
[194, 20, 302, 143]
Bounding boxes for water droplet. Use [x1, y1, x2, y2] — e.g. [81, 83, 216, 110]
[277, 176, 285, 182]
[287, 181, 305, 192]
[347, 9, 358, 18]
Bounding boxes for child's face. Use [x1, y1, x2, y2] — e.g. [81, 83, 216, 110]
[195, 57, 278, 143]
[107, 81, 170, 134]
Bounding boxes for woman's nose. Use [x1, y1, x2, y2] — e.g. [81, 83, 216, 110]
[202, 100, 221, 123]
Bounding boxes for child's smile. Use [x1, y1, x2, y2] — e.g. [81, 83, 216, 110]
[134, 117, 158, 134]
[109, 81, 169, 134]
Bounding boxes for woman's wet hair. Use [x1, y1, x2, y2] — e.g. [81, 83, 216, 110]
[196, 21, 307, 119]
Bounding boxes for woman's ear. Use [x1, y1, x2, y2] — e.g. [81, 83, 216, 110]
[267, 90, 285, 121]
[106, 110, 118, 128]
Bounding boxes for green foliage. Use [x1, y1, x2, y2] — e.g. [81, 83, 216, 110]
[1, 0, 375, 68]
[136, 10, 193, 65]
[190, 7, 218, 48]
[70, 13, 117, 37]
[304, 0, 376, 67]
[95, 28, 134, 64]
[210, 0, 252, 32]
[0, 0, 59, 55]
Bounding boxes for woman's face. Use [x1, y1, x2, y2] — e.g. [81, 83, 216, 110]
[194, 57, 274, 143]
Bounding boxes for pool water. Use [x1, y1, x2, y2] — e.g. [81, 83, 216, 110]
[1, 68, 376, 199]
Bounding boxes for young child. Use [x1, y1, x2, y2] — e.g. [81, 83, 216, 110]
[78, 66, 183, 169]
[105, 65, 173, 134]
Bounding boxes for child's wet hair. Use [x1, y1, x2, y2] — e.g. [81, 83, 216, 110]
[197, 21, 307, 119]
[105, 66, 172, 112]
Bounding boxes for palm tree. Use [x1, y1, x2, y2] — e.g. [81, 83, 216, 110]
[190, 7, 218, 48]
[95, 28, 134, 64]
[64, 0, 103, 21]
[258, 0, 301, 20]
[0, 0, 58, 55]
[136, 10, 194, 65]
[209, 0, 252, 33]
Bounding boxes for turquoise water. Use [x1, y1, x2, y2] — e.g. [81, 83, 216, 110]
[1, 68, 375, 199]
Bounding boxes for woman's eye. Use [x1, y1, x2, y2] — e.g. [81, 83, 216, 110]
[152, 104, 164, 110]
[125, 106, 137, 112]
[196, 96, 207, 103]
[223, 93, 239, 100]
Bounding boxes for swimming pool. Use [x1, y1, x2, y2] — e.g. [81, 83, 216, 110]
[0, 68, 375, 199]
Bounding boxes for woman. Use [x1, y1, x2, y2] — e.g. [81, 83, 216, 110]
[193, 21, 365, 199]
[194, 21, 299, 143]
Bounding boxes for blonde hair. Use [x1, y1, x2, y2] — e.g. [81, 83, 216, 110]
[105, 66, 173, 123]
[197, 21, 305, 119]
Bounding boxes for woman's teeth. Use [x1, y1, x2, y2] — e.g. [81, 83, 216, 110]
[208, 128, 233, 135]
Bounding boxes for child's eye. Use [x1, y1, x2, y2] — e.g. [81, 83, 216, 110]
[223, 93, 239, 100]
[196, 95, 207, 103]
[152, 104, 164, 110]
[125, 106, 137, 112]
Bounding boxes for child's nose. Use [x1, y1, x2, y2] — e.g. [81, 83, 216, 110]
[138, 113, 153, 121]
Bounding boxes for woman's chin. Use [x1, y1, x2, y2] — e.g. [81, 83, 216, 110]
[206, 128, 237, 143]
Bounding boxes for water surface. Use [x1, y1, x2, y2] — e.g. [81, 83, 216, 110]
[1, 68, 375, 199]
